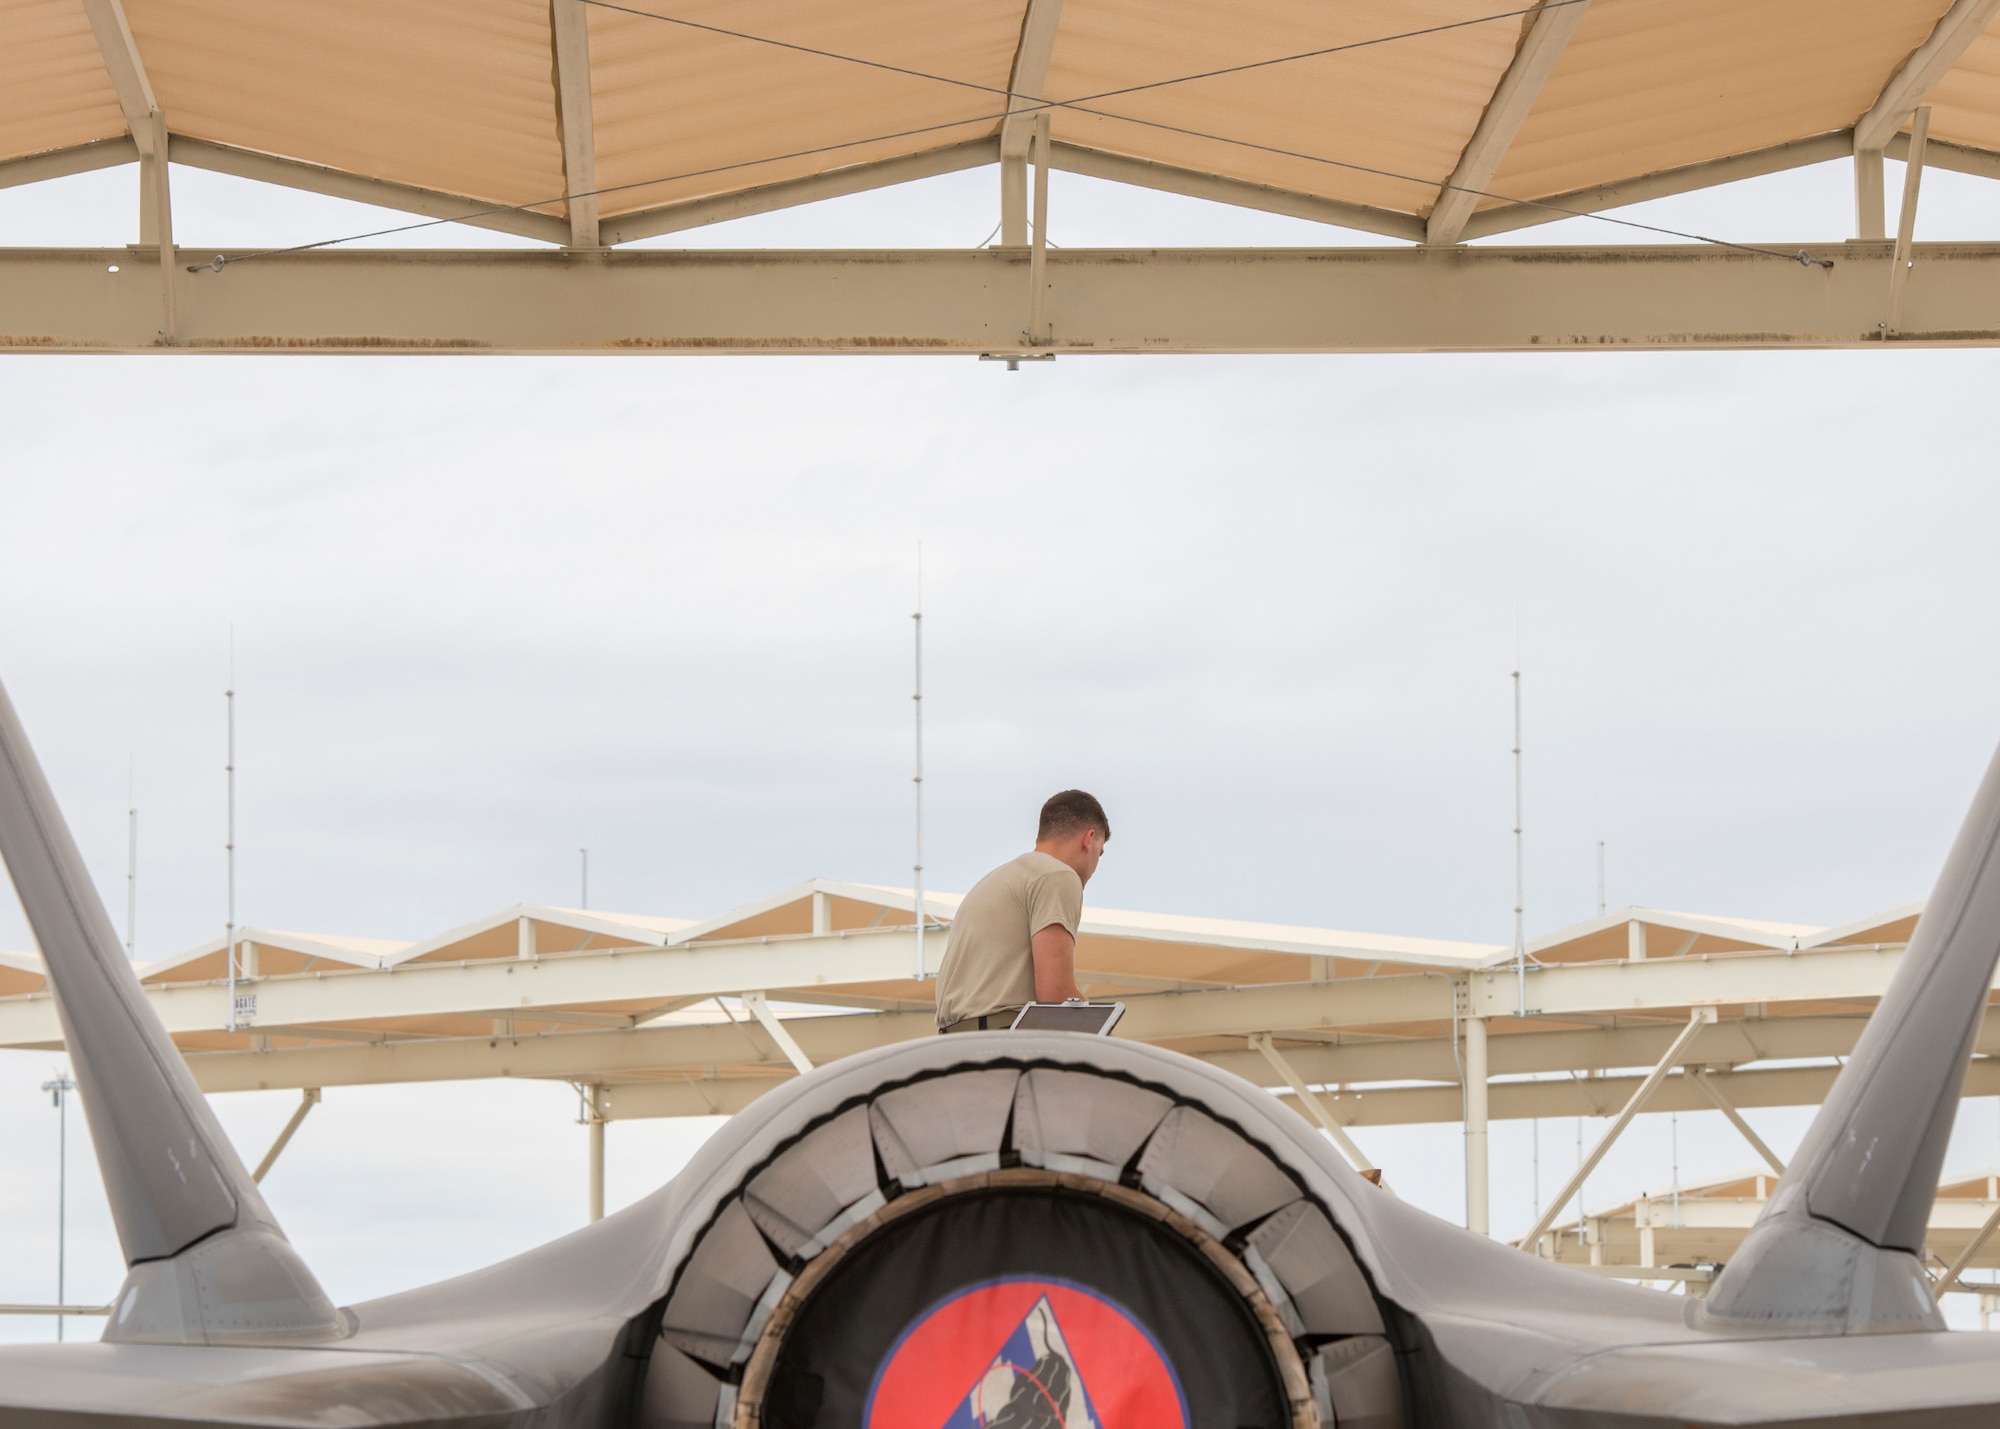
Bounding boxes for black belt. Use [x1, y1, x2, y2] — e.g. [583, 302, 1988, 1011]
[938, 1009, 1017, 1034]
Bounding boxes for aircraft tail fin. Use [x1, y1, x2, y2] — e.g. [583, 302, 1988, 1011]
[1700, 738, 2000, 1334]
[0, 674, 341, 1344]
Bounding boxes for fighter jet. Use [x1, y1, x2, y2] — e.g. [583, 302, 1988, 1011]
[0, 664, 1997, 1428]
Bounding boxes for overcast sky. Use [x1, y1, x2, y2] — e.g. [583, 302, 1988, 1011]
[5, 152, 2000, 1339]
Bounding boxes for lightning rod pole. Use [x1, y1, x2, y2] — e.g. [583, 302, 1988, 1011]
[225, 661, 237, 1033]
[912, 556, 926, 981]
[1513, 668, 1526, 1016]
[42, 1072, 75, 1340]
[126, 796, 136, 959]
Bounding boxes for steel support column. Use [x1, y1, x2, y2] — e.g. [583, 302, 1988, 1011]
[1465, 1015, 1489, 1236]
[586, 1085, 606, 1223]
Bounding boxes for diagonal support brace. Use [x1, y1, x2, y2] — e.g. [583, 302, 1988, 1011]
[743, 991, 814, 1073]
[1936, 1199, 2000, 1299]
[251, 1087, 320, 1183]
[1887, 106, 1932, 334]
[1691, 1068, 1786, 1175]
[1252, 1033, 1377, 1174]
[1517, 1007, 1715, 1250]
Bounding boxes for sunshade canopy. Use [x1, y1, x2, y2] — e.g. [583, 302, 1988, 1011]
[5, 0, 1999, 247]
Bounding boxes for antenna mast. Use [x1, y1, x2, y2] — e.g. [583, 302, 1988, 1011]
[125, 759, 136, 959]
[1596, 838, 1606, 918]
[42, 1072, 74, 1341]
[225, 634, 237, 1033]
[580, 847, 589, 909]
[912, 548, 926, 981]
[1513, 667, 1525, 1016]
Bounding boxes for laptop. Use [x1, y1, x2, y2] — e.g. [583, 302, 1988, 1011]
[1009, 1001, 1125, 1035]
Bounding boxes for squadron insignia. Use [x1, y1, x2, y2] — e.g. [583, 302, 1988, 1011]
[865, 1277, 1187, 1429]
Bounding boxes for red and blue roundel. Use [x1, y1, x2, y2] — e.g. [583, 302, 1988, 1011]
[864, 1276, 1189, 1429]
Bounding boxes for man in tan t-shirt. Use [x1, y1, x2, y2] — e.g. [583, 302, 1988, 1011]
[936, 790, 1110, 1032]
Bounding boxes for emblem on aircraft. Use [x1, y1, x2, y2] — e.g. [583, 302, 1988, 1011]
[865, 1278, 1186, 1429]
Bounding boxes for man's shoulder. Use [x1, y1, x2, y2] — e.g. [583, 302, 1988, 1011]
[995, 849, 1079, 890]
[962, 851, 1076, 902]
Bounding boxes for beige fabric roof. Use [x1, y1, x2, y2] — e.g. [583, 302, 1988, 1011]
[3, 0, 1996, 241]
[0, 949, 43, 998]
[393, 904, 695, 965]
[1488, 0, 1950, 202]
[138, 927, 408, 983]
[94, 879, 1925, 1055]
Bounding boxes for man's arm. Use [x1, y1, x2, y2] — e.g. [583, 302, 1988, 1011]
[1030, 924, 1085, 1003]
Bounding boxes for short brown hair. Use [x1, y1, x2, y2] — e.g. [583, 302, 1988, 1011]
[1038, 789, 1110, 843]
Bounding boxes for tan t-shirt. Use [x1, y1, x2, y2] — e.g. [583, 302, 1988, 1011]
[935, 850, 1084, 1027]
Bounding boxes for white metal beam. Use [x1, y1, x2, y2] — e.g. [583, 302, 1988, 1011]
[177, 1010, 2000, 1117]
[600, 139, 997, 244]
[0, 953, 1464, 1049]
[1119, 975, 1456, 1040]
[250, 1024, 394, 1045]
[10, 241, 1997, 355]
[184, 1009, 936, 1092]
[1050, 143, 1424, 241]
[169, 136, 570, 245]
[1460, 132, 1854, 241]
[1891, 130, 2000, 180]
[1204, 1008, 1949, 1089]
[173, 1011, 1884, 1100]
[1471, 945, 1910, 1020]
[1000, 0, 1064, 246]
[580, 1052, 2000, 1127]
[1516, 1009, 1715, 1249]
[1077, 969, 1233, 993]
[1855, 0, 2000, 153]
[0, 929, 936, 1045]
[0, 137, 138, 193]
[7, 935, 1989, 1072]
[550, 0, 599, 248]
[1426, 0, 1590, 246]
[596, 1076, 796, 1120]
[4, 937, 1987, 1064]
[1289, 1057, 2000, 1128]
